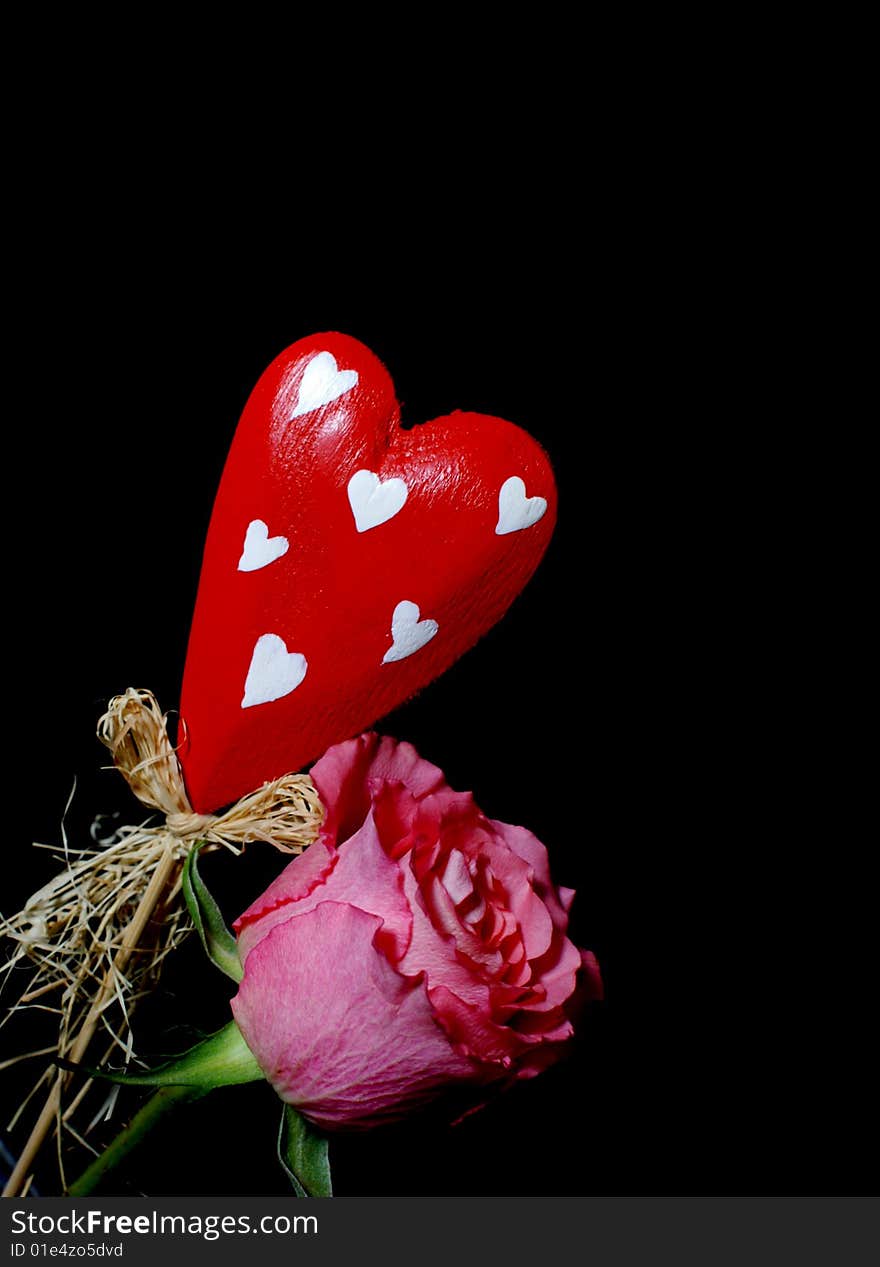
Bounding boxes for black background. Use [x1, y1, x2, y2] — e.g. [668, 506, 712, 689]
[1, 227, 873, 1198]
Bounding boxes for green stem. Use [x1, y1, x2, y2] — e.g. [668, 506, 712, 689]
[67, 1085, 206, 1196]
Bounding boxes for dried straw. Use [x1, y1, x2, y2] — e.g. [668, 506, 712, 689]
[1, 688, 323, 1196]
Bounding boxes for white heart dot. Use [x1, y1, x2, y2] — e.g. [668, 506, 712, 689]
[291, 351, 359, 417]
[241, 634, 308, 708]
[382, 600, 439, 664]
[495, 476, 547, 535]
[238, 519, 289, 572]
[347, 469, 408, 533]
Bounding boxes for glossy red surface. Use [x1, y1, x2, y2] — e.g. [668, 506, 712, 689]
[179, 332, 556, 811]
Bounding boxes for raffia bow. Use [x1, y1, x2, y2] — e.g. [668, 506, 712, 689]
[1, 688, 323, 1196]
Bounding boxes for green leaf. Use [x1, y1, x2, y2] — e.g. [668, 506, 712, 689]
[183, 844, 243, 982]
[278, 1104, 332, 1197]
[66, 1020, 263, 1090]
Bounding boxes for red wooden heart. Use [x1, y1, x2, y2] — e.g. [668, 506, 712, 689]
[179, 333, 556, 812]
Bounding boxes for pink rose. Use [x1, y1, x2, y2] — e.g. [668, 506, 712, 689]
[231, 733, 601, 1130]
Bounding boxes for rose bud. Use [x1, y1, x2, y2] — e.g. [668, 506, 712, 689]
[231, 734, 601, 1130]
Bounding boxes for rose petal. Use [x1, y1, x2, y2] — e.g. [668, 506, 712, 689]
[232, 902, 479, 1130]
[311, 733, 448, 846]
[428, 983, 570, 1069]
[371, 783, 436, 859]
[398, 863, 491, 1010]
[232, 731, 602, 1128]
[441, 849, 474, 906]
[468, 847, 554, 963]
[511, 1039, 575, 1081]
[233, 839, 337, 940]
[522, 932, 584, 1012]
[236, 813, 412, 966]
[489, 819, 573, 931]
[511, 953, 603, 1080]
